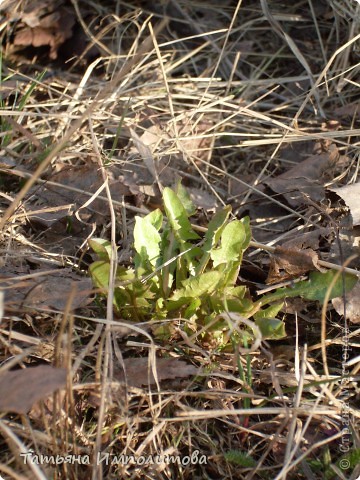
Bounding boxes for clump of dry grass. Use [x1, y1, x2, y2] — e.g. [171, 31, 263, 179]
[0, 1, 360, 479]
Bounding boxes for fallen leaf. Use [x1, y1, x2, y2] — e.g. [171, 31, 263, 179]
[25, 273, 93, 311]
[27, 162, 131, 257]
[266, 144, 339, 207]
[178, 119, 214, 162]
[0, 365, 67, 414]
[329, 182, 360, 226]
[130, 128, 159, 185]
[124, 119, 214, 208]
[187, 186, 218, 211]
[279, 140, 322, 164]
[228, 173, 258, 199]
[279, 229, 329, 251]
[124, 124, 184, 197]
[13, 3, 75, 59]
[266, 246, 320, 284]
[332, 282, 360, 323]
[0, 267, 93, 312]
[115, 357, 198, 387]
[270, 421, 337, 463]
[266, 232, 324, 285]
[28, 164, 130, 229]
[334, 102, 360, 119]
[238, 191, 295, 244]
[0, 156, 16, 168]
[0, 80, 21, 100]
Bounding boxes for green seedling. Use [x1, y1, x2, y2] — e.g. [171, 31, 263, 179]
[89, 184, 357, 351]
[0, 63, 47, 148]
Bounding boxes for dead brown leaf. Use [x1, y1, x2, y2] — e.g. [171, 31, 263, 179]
[266, 245, 321, 284]
[187, 186, 218, 211]
[0, 365, 67, 414]
[271, 421, 337, 464]
[332, 282, 360, 324]
[265, 230, 327, 284]
[13, 3, 75, 59]
[25, 272, 93, 311]
[177, 119, 214, 163]
[0, 79, 21, 100]
[329, 182, 360, 227]
[25, 163, 132, 256]
[334, 102, 360, 119]
[266, 144, 339, 207]
[29, 164, 130, 227]
[130, 128, 159, 186]
[0, 267, 93, 312]
[124, 119, 214, 208]
[279, 140, 323, 163]
[228, 173, 258, 199]
[125, 124, 183, 198]
[115, 357, 198, 387]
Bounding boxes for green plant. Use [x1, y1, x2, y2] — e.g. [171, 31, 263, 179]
[0, 57, 47, 149]
[224, 449, 256, 467]
[304, 446, 360, 479]
[89, 184, 357, 351]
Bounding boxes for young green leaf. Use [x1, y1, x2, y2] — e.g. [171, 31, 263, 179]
[88, 238, 113, 262]
[336, 448, 360, 472]
[253, 302, 283, 321]
[134, 215, 162, 268]
[145, 208, 163, 231]
[210, 220, 247, 267]
[260, 270, 358, 305]
[224, 450, 256, 467]
[171, 271, 221, 300]
[255, 317, 286, 340]
[175, 181, 196, 216]
[18, 71, 46, 110]
[225, 285, 247, 299]
[163, 187, 199, 242]
[167, 271, 221, 311]
[204, 206, 232, 251]
[89, 260, 111, 289]
[184, 298, 202, 319]
[196, 205, 232, 274]
[240, 216, 252, 249]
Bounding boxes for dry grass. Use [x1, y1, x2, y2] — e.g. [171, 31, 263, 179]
[0, 1, 360, 479]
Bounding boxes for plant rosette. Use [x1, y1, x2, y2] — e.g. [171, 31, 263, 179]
[89, 184, 357, 351]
